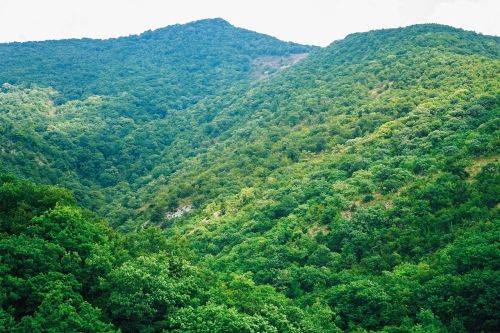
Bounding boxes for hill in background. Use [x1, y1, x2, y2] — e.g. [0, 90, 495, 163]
[0, 18, 315, 112]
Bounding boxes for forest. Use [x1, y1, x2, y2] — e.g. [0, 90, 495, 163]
[0, 19, 499, 332]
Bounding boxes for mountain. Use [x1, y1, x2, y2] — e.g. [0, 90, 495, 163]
[142, 24, 499, 218]
[0, 21, 499, 332]
[0, 18, 315, 112]
[0, 18, 316, 213]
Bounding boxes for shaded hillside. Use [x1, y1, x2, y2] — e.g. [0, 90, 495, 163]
[0, 19, 316, 213]
[0, 18, 315, 113]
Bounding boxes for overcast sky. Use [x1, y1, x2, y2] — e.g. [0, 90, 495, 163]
[0, 0, 498, 46]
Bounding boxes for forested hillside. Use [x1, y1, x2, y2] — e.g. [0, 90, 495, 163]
[0, 18, 316, 216]
[0, 18, 314, 111]
[0, 21, 499, 332]
[1, 174, 327, 332]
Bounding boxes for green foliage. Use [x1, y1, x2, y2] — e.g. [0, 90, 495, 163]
[0, 175, 119, 331]
[1, 22, 499, 332]
[166, 303, 279, 333]
[0, 19, 314, 111]
[100, 254, 193, 332]
[13, 282, 117, 333]
[0, 175, 312, 332]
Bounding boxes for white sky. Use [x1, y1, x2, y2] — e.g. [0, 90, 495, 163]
[0, 0, 498, 46]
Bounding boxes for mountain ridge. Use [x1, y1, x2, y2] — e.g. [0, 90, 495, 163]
[0, 18, 316, 108]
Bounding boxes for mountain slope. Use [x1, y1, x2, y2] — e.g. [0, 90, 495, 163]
[141, 24, 499, 222]
[132, 24, 499, 331]
[0, 22, 499, 332]
[1, 173, 325, 332]
[0, 18, 315, 112]
[0, 19, 316, 213]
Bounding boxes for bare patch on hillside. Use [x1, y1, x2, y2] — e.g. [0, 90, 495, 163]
[47, 100, 57, 116]
[251, 53, 309, 79]
[308, 224, 329, 238]
[466, 156, 498, 179]
[165, 204, 193, 219]
[369, 81, 394, 98]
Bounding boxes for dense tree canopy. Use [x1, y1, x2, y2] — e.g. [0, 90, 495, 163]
[0, 21, 499, 332]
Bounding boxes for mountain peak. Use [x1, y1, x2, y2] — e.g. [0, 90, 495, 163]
[142, 17, 234, 37]
[322, 22, 499, 61]
[188, 17, 231, 26]
[0, 17, 315, 107]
